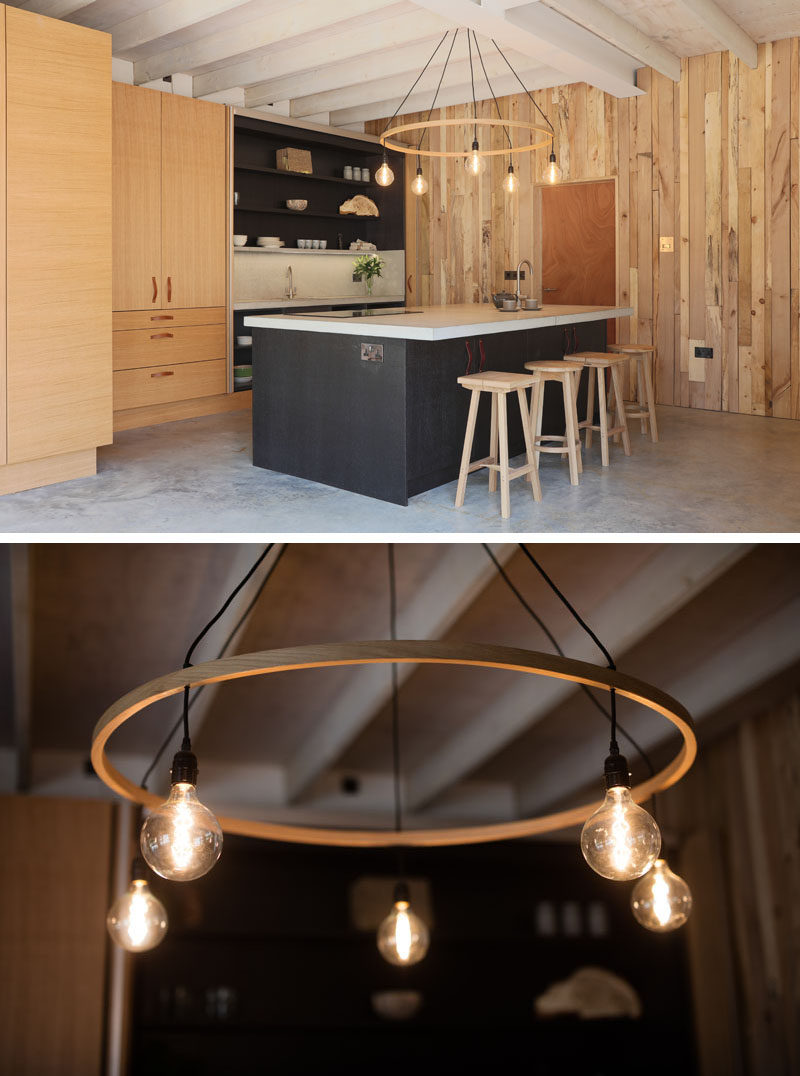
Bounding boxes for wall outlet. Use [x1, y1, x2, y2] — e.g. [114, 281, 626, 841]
[694, 346, 713, 358]
[659, 236, 674, 252]
[504, 269, 523, 280]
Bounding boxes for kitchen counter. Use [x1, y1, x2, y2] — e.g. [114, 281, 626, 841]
[235, 294, 405, 311]
[246, 303, 627, 505]
[244, 302, 632, 339]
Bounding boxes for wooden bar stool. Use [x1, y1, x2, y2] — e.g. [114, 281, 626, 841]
[455, 371, 542, 519]
[606, 343, 659, 442]
[523, 360, 584, 486]
[570, 352, 631, 466]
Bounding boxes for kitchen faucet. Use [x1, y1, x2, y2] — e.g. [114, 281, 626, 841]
[286, 265, 295, 300]
[515, 259, 534, 306]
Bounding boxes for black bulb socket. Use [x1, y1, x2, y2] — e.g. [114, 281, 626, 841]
[131, 856, 148, 883]
[603, 750, 631, 790]
[170, 748, 199, 786]
[471, 139, 480, 152]
[393, 880, 411, 905]
[549, 150, 557, 164]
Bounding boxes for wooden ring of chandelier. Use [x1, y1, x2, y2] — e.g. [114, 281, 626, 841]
[91, 641, 696, 848]
[380, 118, 553, 158]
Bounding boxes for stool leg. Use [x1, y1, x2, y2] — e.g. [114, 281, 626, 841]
[597, 366, 609, 467]
[644, 353, 659, 442]
[573, 372, 583, 474]
[562, 374, 580, 486]
[637, 361, 647, 434]
[455, 389, 480, 508]
[488, 392, 499, 492]
[517, 387, 541, 503]
[607, 370, 621, 444]
[610, 363, 631, 456]
[529, 379, 544, 472]
[584, 365, 595, 450]
[497, 390, 511, 519]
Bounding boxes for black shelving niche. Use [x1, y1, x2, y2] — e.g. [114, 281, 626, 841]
[233, 115, 405, 251]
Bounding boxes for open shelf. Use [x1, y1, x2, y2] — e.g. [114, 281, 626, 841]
[234, 164, 373, 186]
[237, 206, 379, 220]
[234, 246, 385, 254]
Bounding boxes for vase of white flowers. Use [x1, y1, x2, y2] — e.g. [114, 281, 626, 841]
[352, 254, 385, 297]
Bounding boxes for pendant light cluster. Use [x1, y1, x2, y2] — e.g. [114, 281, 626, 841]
[102, 544, 693, 964]
[374, 29, 561, 199]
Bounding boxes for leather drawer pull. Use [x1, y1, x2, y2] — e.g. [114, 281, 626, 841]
[150, 315, 174, 321]
[150, 332, 174, 339]
[152, 276, 158, 303]
[150, 370, 175, 378]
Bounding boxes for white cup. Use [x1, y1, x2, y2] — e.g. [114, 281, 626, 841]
[312, 239, 320, 249]
[353, 167, 362, 181]
[320, 240, 328, 249]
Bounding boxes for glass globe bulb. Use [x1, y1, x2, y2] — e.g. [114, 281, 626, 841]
[631, 858, 692, 931]
[411, 168, 428, 196]
[581, 786, 661, 880]
[107, 879, 168, 952]
[544, 153, 562, 184]
[376, 158, 394, 187]
[141, 782, 223, 881]
[503, 166, 517, 194]
[463, 143, 486, 177]
[377, 899, 429, 966]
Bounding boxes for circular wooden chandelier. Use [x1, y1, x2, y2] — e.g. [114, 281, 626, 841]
[380, 118, 553, 159]
[91, 641, 696, 849]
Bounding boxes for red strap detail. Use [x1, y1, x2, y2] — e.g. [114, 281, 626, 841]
[478, 339, 487, 372]
[465, 339, 474, 375]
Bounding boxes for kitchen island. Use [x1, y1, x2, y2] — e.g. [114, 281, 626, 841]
[244, 303, 633, 505]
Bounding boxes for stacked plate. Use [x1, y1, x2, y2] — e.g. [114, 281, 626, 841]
[256, 236, 284, 249]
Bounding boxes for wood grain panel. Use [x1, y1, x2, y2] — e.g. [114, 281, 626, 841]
[0, 6, 5, 468]
[5, 8, 112, 464]
[0, 796, 113, 1076]
[113, 357, 226, 410]
[112, 83, 161, 312]
[112, 323, 227, 372]
[112, 306, 226, 331]
[161, 93, 227, 309]
[113, 388, 251, 432]
[541, 180, 616, 307]
[368, 34, 800, 422]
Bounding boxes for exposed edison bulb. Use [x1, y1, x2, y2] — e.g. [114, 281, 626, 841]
[107, 878, 168, 952]
[141, 781, 222, 881]
[463, 140, 486, 177]
[377, 885, 429, 966]
[376, 155, 394, 187]
[581, 785, 661, 881]
[411, 167, 428, 196]
[631, 858, 692, 931]
[503, 164, 518, 194]
[543, 151, 562, 185]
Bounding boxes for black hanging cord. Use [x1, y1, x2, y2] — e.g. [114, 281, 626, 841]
[140, 544, 287, 789]
[467, 30, 478, 141]
[380, 30, 450, 138]
[416, 28, 459, 154]
[491, 39, 555, 136]
[388, 544, 402, 835]
[472, 32, 512, 153]
[482, 545, 656, 780]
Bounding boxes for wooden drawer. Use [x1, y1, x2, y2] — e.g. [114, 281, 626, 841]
[112, 307, 226, 331]
[114, 358, 227, 411]
[113, 323, 227, 371]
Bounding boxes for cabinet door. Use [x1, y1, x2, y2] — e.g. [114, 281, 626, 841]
[0, 6, 6, 468]
[112, 83, 162, 311]
[161, 94, 227, 309]
[6, 8, 112, 464]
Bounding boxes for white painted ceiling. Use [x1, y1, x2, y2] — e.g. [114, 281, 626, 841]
[3, 543, 799, 838]
[10, 0, 798, 127]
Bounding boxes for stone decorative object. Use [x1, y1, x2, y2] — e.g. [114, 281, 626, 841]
[339, 194, 379, 217]
[276, 147, 312, 173]
[349, 239, 377, 251]
[285, 199, 308, 211]
[534, 967, 642, 1021]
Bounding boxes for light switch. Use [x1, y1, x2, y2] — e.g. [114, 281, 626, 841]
[660, 236, 674, 252]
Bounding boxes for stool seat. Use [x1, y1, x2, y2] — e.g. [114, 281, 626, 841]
[458, 370, 538, 391]
[570, 351, 629, 367]
[455, 370, 542, 518]
[569, 352, 631, 466]
[607, 343, 655, 354]
[524, 360, 583, 375]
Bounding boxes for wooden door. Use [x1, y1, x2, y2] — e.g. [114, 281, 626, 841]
[5, 7, 112, 464]
[112, 83, 162, 311]
[541, 179, 617, 342]
[161, 94, 227, 309]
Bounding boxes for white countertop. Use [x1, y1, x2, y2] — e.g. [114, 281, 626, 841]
[244, 303, 634, 340]
[235, 294, 405, 311]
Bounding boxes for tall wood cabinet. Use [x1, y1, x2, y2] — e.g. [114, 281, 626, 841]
[113, 83, 236, 430]
[0, 6, 112, 496]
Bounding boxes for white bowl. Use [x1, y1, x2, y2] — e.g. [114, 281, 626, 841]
[236, 336, 252, 347]
[232, 234, 248, 246]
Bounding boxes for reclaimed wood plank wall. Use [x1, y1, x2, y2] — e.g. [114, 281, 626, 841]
[367, 38, 800, 419]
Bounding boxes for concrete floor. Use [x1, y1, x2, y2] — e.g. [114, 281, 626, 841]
[0, 404, 798, 534]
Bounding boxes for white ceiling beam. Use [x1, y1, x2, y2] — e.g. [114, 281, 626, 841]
[330, 65, 563, 125]
[673, 0, 757, 69]
[16, 0, 94, 16]
[520, 594, 800, 815]
[537, 0, 682, 82]
[404, 544, 752, 811]
[412, 0, 641, 97]
[195, 11, 451, 98]
[290, 48, 535, 118]
[110, 0, 255, 56]
[285, 544, 516, 804]
[134, 0, 400, 85]
[244, 35, 456, 108]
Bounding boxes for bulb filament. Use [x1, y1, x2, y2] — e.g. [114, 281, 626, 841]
[610, 793, 632, 874]
[652, 869, 671, 926]
[127, 882, 149, 947]
[393, 902, 412, 962]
